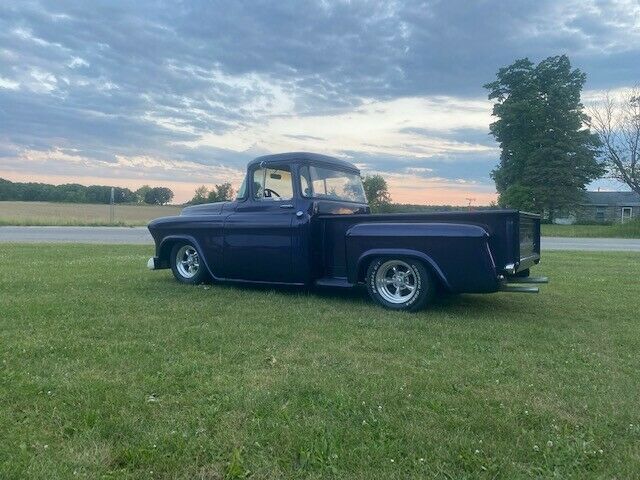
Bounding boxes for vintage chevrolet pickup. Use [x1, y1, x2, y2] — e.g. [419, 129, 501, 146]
[147, 152, 546, 311]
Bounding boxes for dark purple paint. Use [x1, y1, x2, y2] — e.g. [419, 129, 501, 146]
[148, 152, 541, 292]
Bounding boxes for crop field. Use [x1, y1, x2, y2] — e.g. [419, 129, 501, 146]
[0, 201, 181, 226]
[1, 245, 639, 479]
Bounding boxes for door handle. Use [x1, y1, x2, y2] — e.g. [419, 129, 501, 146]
[280, 204, 294, 209]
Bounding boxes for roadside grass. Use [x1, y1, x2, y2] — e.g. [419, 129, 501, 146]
[0, 201, 181, 226]
[541, 220, 640, 238]
[1, 246, 639, 479]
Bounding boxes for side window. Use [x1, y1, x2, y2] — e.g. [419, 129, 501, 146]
[252, 166, 293, 201]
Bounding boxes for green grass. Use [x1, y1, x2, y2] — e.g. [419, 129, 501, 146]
[1, 246, 639, 479]
[541, 220, 640, 238]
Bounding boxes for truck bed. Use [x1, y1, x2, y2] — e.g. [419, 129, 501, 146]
[314, 209, 540, 280]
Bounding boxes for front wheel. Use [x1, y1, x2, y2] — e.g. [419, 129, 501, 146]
[365, 257, 435, 311]
[170, 243, 210, 284]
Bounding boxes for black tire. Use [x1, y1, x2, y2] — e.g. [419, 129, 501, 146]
[365, 257, 436, 312]
[170, 242, 210, 284]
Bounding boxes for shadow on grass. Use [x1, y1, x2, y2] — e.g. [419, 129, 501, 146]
[153, 274, 532, 319]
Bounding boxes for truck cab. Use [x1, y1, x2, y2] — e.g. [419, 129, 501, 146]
[148, 152, 546, 311]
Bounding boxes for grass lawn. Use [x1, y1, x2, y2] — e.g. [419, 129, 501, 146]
[541, 221, 640, 238]
[0, 201, 181, 226]
[1, 246, 639, 479]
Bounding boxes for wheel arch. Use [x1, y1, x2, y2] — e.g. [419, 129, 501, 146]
[354, 248, 451, 290]
[158, 235, 215, 278]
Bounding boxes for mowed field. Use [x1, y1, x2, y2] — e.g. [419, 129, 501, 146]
[0, 201, 181, 226]
[1, 245, 639, 479]
[541, 221, 640, 238]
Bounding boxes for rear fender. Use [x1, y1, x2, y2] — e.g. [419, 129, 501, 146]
[345, 222, 498, 293]
[355, 248, 451, 289]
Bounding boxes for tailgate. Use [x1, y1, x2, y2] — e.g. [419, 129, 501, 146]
[517, 212, 540, 270]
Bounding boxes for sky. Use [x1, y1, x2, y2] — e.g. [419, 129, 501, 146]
[1, 1, 639, 205]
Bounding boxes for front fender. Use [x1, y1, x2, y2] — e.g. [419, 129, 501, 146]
[156, 234, 217, 279]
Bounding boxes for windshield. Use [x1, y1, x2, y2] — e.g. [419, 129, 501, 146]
[300, 165, 366, 203]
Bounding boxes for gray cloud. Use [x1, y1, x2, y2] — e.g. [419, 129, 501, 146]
[342, 149, 499, 184]
[398, 127, 495, 148]
[1, 0, 638, 190]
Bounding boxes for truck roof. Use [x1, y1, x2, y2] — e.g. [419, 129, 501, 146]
[248, 152, 360, 173]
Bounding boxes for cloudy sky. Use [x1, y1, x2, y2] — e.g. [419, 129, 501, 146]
[1, 1, 639, 204]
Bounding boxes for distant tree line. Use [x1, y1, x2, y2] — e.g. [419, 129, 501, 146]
[0, 178, 174, 205]
[362, 174, 492, 213]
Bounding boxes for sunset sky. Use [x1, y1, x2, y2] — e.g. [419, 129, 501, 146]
[1, 1, 639, 204]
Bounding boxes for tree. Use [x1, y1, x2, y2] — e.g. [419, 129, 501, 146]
[115, 187, 137, 203]
[144, 187, 174, 205]
[190, 185, 209, 205]
[362, 174, 391, 212]
[207, 182, 234, 202]
[587, 87, 640, 195]
[485, 55, 603, 220]
[135, 185, 152, 203]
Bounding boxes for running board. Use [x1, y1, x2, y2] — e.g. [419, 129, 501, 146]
[499, 285, 540, 293]
[507, 276, 549, 284]
[314, 277, 354, 288]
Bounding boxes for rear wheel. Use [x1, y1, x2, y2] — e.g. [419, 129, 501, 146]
[365, 257, 435, 311]
[170, 243, 210, 284]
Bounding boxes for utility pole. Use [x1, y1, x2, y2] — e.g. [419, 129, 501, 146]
[465, 197, 476, 211]
[110, 187, 115, 224]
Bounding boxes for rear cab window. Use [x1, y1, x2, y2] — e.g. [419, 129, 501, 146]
[299, 164, 366, 203]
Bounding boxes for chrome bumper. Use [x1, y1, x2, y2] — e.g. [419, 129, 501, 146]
[503, 254, 540, 275]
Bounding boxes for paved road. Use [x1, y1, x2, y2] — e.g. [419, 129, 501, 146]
[540, 236, 640, 251]
[1, 226, 640, 251]
[0, 226, 153, 244]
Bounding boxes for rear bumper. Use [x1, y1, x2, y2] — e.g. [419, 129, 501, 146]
[503, 253, 540, 275]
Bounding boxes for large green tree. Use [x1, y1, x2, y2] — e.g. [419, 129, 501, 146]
[485, 55, 603, 219]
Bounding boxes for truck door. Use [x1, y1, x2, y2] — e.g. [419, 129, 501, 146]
[222, 164, 299, 283]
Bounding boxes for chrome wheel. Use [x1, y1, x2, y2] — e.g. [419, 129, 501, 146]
[374, 260, 418, 304]
[175, 245, 199, 279]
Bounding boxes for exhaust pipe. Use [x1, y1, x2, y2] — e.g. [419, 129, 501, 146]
[507, 276, 548, 284]
[499, 285, 539, 293]
[498, 275, 548, 293]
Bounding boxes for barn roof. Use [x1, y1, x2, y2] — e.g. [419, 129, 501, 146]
[582, 191, 640, 206]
